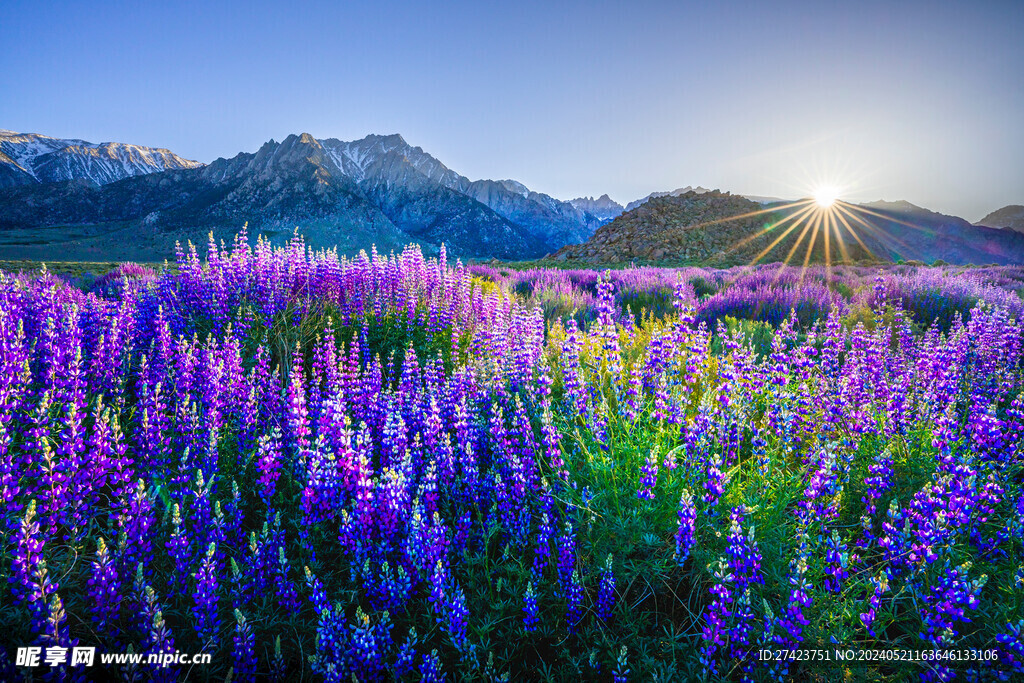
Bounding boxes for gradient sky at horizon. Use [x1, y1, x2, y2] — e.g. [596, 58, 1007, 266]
[2, 0, 1022, 221]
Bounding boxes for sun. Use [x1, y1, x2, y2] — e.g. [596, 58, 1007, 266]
[813, 186, 840, 209]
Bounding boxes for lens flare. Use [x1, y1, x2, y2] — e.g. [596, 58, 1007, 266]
[814, 186, 839, 208]
[713, 178, 934, 277]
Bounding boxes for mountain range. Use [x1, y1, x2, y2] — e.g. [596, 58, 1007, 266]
[0, 130, 613, 261]
[0, 130, 203, 188]
[0, 129, 1021, 265]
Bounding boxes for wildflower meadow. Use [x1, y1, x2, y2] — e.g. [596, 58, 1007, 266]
[1, 231, 1023, 682]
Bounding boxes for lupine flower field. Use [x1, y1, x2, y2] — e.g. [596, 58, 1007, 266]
[1, 231, 1023, 682]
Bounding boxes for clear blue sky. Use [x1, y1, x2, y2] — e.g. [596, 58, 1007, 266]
[2, 0, 1022, 221]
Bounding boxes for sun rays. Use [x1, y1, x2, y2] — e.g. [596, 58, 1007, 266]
[630, 180, 937, 286]
[718, 187, 936, 282]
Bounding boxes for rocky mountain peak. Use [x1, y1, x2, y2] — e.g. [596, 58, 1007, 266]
[495, 179, 530, 197]
[624, 185, 711, 212]
[976, 204, 1024, 234]
[569, 194, 624, 221]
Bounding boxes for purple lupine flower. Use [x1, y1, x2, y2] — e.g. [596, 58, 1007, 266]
[349, 607, 392, 681]
[185, 469, 214, 544]
[567, 569, 585, 633]
[165, 504, 191, 597]
[229, 556, 253, 606]
[652, 373, 670, 423]
[823, 530, 850, 593]
[421, 457, 440, 517]
[41, 593, 79, 679]
[420, 648, 445, 683]
[232, 609, 257, 682]
[722, 507, 763, 663]
[269, 635, 288, 683]
[777, 531, 813, 646]
[117, 480, 156, 572]
[427, 559, 450, 612]
[523, 579, 540, 633]
[310, 604, 349, 682]
[541, 406, 567, 480]
[622, 369, 641, 423]
[10, 500, 57, 633]
[0, 418, 21, 527]
[256, 430, 283, 504]
[996, 620, 1024, 675]
[858, 572, 888, 637]
[560, 320, 588, 415]
[661, 443, 680, 471]
[285, 346, 311, 469]
[612, 646, 630, 683]
[55, 399, 88, 543]
[702, 452, 726, 512]
[699, 557, 734, 675]
[596, 555, 616, 623]
[87, 537, 122, 634]
[918, 561, 986, 647]
[636, 448, 659, 500]
[750, 428, 769, 479]
[192, 542, 220, 647]
[861, 444, 895, 537]
[221, 479, 244, 550]
[800, 446, 843, 527]
[273, 541, 300, 614]
[303, 565, 330, 616]
[674, 490, 697, 566]
[426, 560, 469, 653]
[556, 520, 576, 596]
[445, 581, 471, 654]
[394, 627, 419, 678]
[878, 500, 913, 576]
[142, 588, 176, 671]
[363, 558, 413, 613]
[533, 509, 555, 573]
[27, 393, 65, 539]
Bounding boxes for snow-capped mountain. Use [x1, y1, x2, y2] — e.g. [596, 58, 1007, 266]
[320, 134, 465, 188]
[0, 132, 609, 260]
[0, 130, 203, 188]
[318, 134, 608, 248]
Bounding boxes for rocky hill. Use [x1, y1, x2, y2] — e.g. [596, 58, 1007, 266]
[976, 205, 1024, 234]
[551, 191, 1024, 266]
[552, 191, 805, 264]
